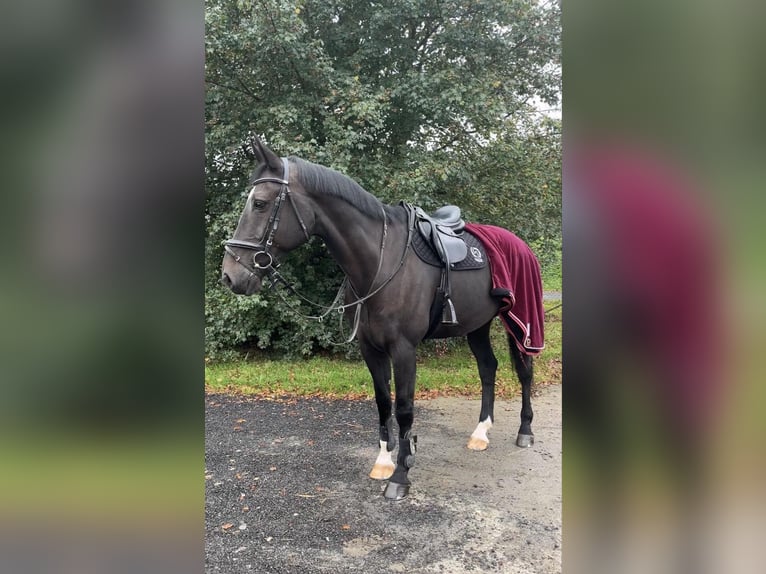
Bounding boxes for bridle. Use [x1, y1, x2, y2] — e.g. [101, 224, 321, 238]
[224, 157, 310, 280]
[223, 156, 416, 341]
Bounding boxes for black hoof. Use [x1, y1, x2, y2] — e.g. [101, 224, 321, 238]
[383, 481, 410, 500]
[516, 433, 534, 448]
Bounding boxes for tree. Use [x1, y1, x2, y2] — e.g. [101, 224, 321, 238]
[205, 0, 561, 359]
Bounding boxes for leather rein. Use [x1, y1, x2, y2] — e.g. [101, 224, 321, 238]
[224, 157, 414, 341]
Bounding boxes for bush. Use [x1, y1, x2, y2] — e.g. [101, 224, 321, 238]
[205, 239, 358, 361]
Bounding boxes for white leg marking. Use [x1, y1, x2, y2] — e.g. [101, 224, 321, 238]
[467, 417, 493, 451]
[369, 440, 395, 480]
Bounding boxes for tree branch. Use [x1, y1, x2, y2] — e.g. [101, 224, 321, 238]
[257, 0, 308, 91]
[206, 78, 262, 102]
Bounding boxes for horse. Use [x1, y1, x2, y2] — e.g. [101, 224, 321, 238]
[220, 137, 540, 500]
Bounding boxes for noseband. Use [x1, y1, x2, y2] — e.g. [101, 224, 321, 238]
[224, 157, 310, 278]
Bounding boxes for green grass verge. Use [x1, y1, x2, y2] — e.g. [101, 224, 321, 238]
[206, 304, 561, 400]
[541, 257, 562, 292]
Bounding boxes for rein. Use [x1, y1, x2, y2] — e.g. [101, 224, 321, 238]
[270, 205, 414, 342]
[224, 157, 415, 342]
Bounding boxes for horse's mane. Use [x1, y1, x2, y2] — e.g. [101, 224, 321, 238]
[289, 157, 404, 222]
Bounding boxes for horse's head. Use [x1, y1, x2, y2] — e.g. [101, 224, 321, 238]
[221, 138, 312, 295]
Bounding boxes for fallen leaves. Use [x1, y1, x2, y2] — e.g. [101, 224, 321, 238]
[221, 521, 247, 532]
[232, 418, 246, 430]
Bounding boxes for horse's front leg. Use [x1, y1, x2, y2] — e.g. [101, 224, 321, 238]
[360, 339, 395, 480]
[383, 340, 418, 500]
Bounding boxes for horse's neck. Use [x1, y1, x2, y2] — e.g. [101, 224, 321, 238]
[313, 198, 394, 294]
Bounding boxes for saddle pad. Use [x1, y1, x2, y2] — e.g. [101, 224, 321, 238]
[412, 229, 488, 270]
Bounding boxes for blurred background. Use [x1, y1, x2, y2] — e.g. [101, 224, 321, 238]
[564, 0, 765, 572]
[0, 1, 203, 572]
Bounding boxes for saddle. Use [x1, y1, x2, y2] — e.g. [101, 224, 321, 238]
[405, 203, 471, 328]
[415, 205, 468, 266]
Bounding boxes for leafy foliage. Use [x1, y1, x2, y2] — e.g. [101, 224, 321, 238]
[206, 0, 561, 359]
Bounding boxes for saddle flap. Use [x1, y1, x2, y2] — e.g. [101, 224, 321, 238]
[438, 233, 468, 264]
[413, 204, 468, 265]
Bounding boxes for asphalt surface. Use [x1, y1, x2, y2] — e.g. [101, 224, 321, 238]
[543, 291, 562, 301]
[206, 385, 561, 573]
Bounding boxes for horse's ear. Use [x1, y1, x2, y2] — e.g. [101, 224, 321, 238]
[249, 134, 264, 164]
[250, 135, 281, 172]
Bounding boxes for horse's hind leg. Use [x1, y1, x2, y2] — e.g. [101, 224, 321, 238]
[509, 336, 535, 447]
[466, 321, 498, 451]
[360, 339, 395, 480]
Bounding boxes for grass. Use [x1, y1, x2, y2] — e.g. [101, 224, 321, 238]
[205, 304, 561, 400]
[541, 254, 562, 292]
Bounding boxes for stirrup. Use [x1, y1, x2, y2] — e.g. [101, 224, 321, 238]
[441, 297, 458, 325]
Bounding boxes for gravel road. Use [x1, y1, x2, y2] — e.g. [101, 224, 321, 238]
[206, 384, 561, 573]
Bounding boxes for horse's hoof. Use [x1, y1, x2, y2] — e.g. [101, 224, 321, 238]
[516, 434, 535, 448]
[466, 436, 489, 451]
[383, 481, 410, 500]
[369, 463, 395, 480]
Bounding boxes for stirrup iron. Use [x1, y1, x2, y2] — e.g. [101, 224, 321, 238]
[442, 297, 458, 325]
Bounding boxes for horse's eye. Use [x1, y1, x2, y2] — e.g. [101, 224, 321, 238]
[251, 199, 267, 211]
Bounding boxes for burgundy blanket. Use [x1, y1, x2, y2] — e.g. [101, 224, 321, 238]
[572, 142, 722, 434]
[465, 223, 545, 355]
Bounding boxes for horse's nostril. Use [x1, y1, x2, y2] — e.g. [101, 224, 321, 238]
[221, 272, 233, 288]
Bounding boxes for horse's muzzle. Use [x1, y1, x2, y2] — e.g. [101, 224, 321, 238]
[220, 270, 262, 295]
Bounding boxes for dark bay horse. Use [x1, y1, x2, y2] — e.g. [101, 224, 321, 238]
[221, 138, 538, 500]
